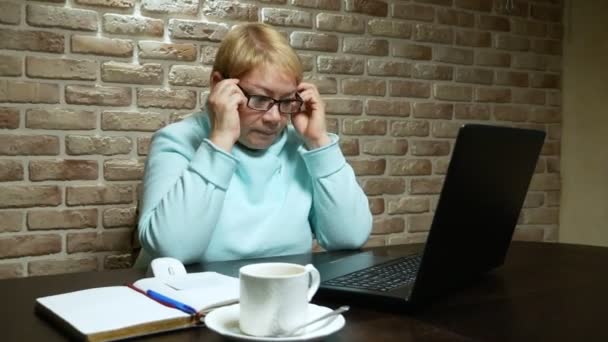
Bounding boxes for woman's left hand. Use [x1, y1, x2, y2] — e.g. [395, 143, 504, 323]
[291, 82, 331, 150]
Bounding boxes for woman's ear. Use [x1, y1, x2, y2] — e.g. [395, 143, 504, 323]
[210, 71, 224, 88]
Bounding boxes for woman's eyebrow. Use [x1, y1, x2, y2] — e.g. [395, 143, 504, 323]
[242, 83, 297, 99]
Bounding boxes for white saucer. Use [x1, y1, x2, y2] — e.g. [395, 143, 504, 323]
[204, 303, 346, 341]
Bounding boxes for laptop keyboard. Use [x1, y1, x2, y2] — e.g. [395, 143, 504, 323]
[323, 255, 422, 292]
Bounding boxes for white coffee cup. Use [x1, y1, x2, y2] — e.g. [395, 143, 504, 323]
[239, 262, 321, 337]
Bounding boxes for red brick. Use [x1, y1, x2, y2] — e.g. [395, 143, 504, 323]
[0, 234, 61, 258]
[512, 89, 545, 105]
[530, 73, 560, 89]
[67, 230, 132, 253]
[531, 4, 562, 23]
[28, 257, 98, 276]
[142, 0, 199, 15]
[530, 107, 561, 123]
[413, 24, 453, 44]
[262, 8, 308, 28]
[494, 105, 529, 122]
[529, 173, 560, 191]
[66, 85, 131, 106]
[26, 108, 96, 130]
[290, 32, 339, 52]
[207, 1, 259, 21]
[362, 139, 408, 155]
[102, 62, 163, 85]
[393, 4, 435, 22]
[413, 102, 452, 119]
[0, 55, 22, 76]
[139, 41, 197, 61]
[410, 177, 443, 194]
[454, 104, 491, 120]
[27, 209, 98, 230]
[103, 159, 145, 180]
[342, 78, 386, 96]
[366, 100, 410, 117]
[72, 35, 133, 57]
[169, 19, 229, 42]
[436, 8, 474, 27]
[0, 211, 23, 233]
[434, 84, 473, 101]
[393, 44, 432, 60]
[511, 18, 547, 37]
[523, 192, 545, 208]
[103, 14, 164, 37]
[345, 0, 388, 17]
[320, 14, 366, 34]
[0, 80, 59, 104]
[348, 158, 386, 176]
[479, 15, 510, 31]
[476, 51, 510, 67]
[372, 217, 405, 234]
[0, 186, 61, 209]
[0, 28, 64, 53]
[434, 46, 473, 65]
[0, 263, 24, 279]
[390, 120, 429, 137]
[368, 19, 410, 38]
[66, 185, 134, 206]
[75, 0, 135, 8]
[103, 207, 137, 228]
[102, 111, 166, 132]
[455, 30, 491, 47]
[0, 134, 59, 156]
[388, 159, 432, 176]
[26, 4, 98, 31]
[137, 89, 197, 109]
[475, 87, 511, 103]
[411, 140, 450, 156]
[368, 60, 411, 77]
[137, 136, 152, 156]
[317, 56, 364, 75]
[0, 160, 23, 181]
[455, 0, 492, 12]
[0, 107, 19, 129]
[408, 214, 434, 232]
[512, 228, 544, 242]
[387, 197, 429, 214]
[363, 178, 406, 195]
[389, 80, 431, 98]
[494, 34, 530, 51]
[169, 65, 211, 87]
[30, 159, 96, 182]
[411, 64, 452, 80]
[293, 0, 340, 10]
[368, 197, 385, 215]
[66, 135, 132, 156]
[432, 121, 461, 138]
[0, 2, 21, 25]
[454, 68, 494, 85]
[325, 98, 363, 115]
[532, 39, 562, 55]
[342, 119, 387, 135]
[495, 71, 529, 87]
[339, 138, 359, 156]
[104, 253, 135, 270]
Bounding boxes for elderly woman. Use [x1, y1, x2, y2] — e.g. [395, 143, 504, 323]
[135, 23, 372, 266]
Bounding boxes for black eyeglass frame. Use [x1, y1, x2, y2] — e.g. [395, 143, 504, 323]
[237, 85, 304, 115]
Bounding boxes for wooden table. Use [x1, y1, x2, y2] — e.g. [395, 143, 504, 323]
[2, 241, 607, 341]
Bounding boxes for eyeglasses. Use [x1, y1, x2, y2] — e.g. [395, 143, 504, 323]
[237, 85, 303, 115]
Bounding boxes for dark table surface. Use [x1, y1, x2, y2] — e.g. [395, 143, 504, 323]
[2, 241, 608, 341]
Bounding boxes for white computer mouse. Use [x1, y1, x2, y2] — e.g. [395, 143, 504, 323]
[149, 257, 187, 278]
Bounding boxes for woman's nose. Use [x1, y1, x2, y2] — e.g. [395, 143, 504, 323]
[262, 103, 282, 123]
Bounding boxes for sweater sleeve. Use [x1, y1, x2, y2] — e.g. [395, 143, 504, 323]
[299, 134, 373, 250]
[138, 126, 238, 264]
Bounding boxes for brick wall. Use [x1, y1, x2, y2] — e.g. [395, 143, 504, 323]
[0, 0, 562, 278]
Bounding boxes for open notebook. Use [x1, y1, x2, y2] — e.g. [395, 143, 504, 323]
[35, 272, 239, 342]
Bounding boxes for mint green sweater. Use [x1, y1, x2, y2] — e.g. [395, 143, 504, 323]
[135, 112, 372, 266]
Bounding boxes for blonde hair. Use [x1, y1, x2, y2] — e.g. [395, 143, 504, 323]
[213, 23, 303, 83]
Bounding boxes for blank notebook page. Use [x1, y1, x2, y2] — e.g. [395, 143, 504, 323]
[37, 286, 188, 335]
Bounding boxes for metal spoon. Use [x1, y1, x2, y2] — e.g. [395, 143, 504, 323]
[278, 305, 350, 337]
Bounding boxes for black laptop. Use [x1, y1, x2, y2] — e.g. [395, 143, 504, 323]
[314, 124, 546, 307]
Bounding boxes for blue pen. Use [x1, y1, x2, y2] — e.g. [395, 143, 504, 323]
[146, 289, 198, 316]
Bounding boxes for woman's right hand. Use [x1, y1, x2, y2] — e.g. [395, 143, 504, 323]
[207, 78, 245, 152]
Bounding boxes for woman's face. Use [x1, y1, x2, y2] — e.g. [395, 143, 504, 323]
[236, 64, 298, 150]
